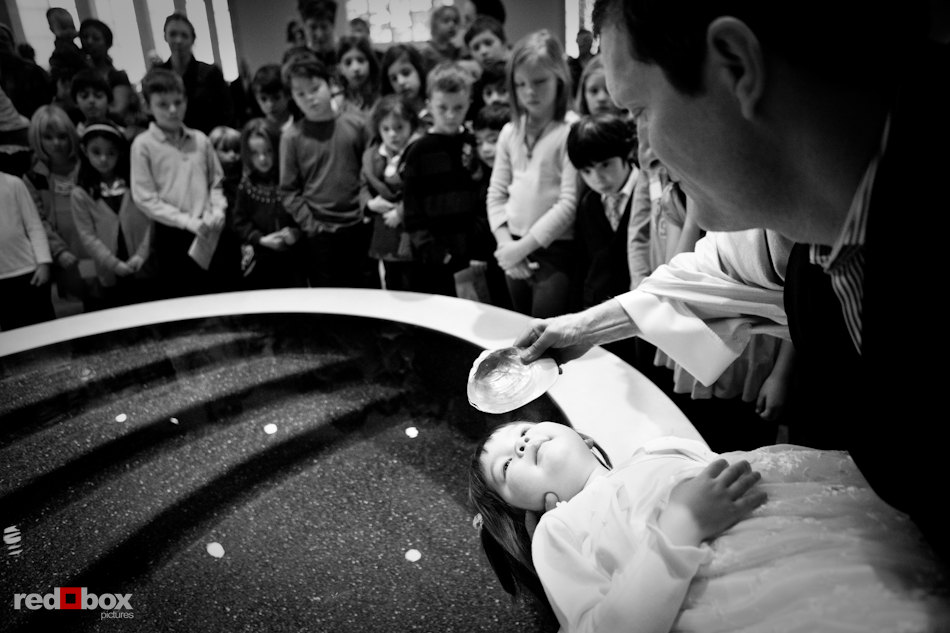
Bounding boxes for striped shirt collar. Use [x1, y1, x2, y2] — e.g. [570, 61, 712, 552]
[808, 114, 891, 353]
[811, 114, 891, 270]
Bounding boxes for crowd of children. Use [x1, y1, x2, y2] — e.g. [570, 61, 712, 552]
[0, 0, 797, 456]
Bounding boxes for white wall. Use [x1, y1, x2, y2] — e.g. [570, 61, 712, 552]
[228, 0, 567, 78]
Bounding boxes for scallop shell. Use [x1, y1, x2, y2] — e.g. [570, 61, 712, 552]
[467, 347, 561, 414]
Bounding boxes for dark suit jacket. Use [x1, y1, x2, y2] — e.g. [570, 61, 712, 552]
[783, 41, 949, 560]
[575, 188, 632, 308]
[161, 56, 234, 134]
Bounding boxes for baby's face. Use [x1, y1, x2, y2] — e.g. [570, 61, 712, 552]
[480, 421, 598, 512]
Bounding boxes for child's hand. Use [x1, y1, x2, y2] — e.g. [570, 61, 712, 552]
[57, 251, 78, 268]
[280, 227, 301, 245]
[189, 217, 208, 237]
[494, 240, 527, 272]
[260, 233, 288, 251]
[126, 255, 144, 272]
[382, 207, 402, 228]
[204, 212, 225, 231]
[115, 261, 134, 277]
[660, 459, 766, 547]
[30, 263, 51, 286]
[368, 195, 396, 214]
[504, 260, 534, 280]
[756, 374, 789, 421]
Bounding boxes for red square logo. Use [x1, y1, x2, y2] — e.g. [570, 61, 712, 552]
[58, 587, 82, 610]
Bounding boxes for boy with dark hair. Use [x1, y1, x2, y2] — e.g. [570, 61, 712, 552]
[466, 58, 507, 127]
[476, 59, 508, 107]
[471, 100, 512, 308]
[130, 67, 228, 298]
[566, 113, 638, 310]
[463, 15, 509, 67]
[278, 56, 374, 288]
[298, 0, 339, 67]
[401, 61, 484, 297]
[472, 101, 510, 172]
[70, 67, 125, 133]
[251, 63, 294, 135]
[565, 113, 639, 363]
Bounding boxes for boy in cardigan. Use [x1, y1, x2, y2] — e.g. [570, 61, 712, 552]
[401, 61, 484, 297]
[278, 55, 375, 288]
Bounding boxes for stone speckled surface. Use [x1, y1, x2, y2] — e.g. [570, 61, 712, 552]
[0, 314, 564, 632]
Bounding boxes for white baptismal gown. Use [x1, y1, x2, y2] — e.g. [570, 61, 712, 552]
[532, 437, 949, 633]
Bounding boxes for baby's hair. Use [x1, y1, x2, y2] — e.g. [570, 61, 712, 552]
[379, 44, 427, 98]
[566, 113, 637, 170]
[240, 117, 281, 181]
[70, 68, 112, 104]
[282, 55, 332, 87]
[349, 17, 369, 31]
[574, 56, 615, 116]
[141, 67, 185, 102]
[426, 61, 472, 99]
[251, 64, 288, 97]
[76, 122, 129, 199]
[506, 29, 572, 124]
[473, 102, 510, 133]
[368, 93, 420, 144]
[163, 12, 195, 39]
[336, 35, 381, 104]
[28, 104, 79, 165]
[79, 18, 113, 48]
[468, 420, 612, 602]
[209, 125, 241, 152]
[464, 14, 506, 46]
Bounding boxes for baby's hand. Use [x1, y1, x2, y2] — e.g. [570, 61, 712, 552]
[660, 459, 765, 546]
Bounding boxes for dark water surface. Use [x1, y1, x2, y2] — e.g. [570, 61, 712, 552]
[0, 314, 564, 632]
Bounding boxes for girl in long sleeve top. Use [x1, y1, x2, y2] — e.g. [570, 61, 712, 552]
[486, 30, 577, 318]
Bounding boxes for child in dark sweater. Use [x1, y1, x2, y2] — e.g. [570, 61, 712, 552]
[401, 62, 485, 297]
